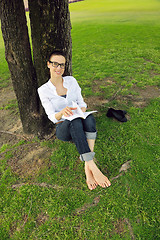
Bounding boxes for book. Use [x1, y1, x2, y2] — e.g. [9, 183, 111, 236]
[62, 101, 97, 121]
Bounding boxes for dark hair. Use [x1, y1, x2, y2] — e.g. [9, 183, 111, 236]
[48, 50, 66, 61]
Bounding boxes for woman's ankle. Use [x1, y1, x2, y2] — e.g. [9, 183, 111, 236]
[85, 159, 97, 169]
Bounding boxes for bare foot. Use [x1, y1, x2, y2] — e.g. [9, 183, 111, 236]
[85, 160, 111, 188]
[85, 163, 98, 190]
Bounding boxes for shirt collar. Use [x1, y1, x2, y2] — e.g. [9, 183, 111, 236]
[48, 78, 69, 89]
[63, 77, 68, 88]
[48, 79, 56, 90]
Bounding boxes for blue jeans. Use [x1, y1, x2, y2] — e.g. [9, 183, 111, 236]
[56, 114, 97, 161]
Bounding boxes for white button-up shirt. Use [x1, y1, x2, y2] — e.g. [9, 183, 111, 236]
[38, 76, 87, 124]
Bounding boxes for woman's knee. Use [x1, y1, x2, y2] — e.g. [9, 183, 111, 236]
[56, 121, 72, 141]
[83, 115, 96, 132]
[70, 118, 83, 129]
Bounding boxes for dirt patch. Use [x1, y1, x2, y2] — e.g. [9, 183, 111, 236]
[0, 84, 16, 106]
[86, 77, 116, 109]
[0, 111, 23, 146]
[133, 85, 160, 99]
[113, 219, 126, 236]
[92, 77, 115, 94]
[75, 196, 100, 215]
[110, 218, 135, 239]
[0, 83, 54, 179]
[86, 95, 109, 109]
[0, 82, 23, 146]
[87, 79, 160, 109]
[116, 86, 160, 108]
[6, 142, 52, 179]
[36, 211, 49, 226]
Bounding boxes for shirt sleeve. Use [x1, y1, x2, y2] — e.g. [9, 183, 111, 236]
[37, 87, 59, 124]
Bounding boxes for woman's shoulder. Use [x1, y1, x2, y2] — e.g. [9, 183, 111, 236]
[63, 76, 79, 87]
[63, 75, 77, 82]
[37, 80, 51, 93]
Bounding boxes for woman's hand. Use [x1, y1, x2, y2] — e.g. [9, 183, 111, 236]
[81, 107, 86, 112]
[55, 106, 77, 121]
[61, 106, 77, 117]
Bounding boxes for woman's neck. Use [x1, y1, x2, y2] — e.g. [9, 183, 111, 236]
[50, 76, 63, 86]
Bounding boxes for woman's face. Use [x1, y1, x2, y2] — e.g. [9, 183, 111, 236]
[48, 55, 66, 77]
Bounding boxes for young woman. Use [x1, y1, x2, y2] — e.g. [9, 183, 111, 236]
[38, 50, 111, 190]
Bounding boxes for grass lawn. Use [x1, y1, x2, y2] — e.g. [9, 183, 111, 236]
[0, 0, 160, 239]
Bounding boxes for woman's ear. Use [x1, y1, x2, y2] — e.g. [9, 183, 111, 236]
[47, 61, 50, 68]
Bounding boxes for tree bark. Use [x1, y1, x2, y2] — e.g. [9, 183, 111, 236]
[0, 0, 47, 136]
[0, 0, 72, 136]
[28, 0, 72, 87]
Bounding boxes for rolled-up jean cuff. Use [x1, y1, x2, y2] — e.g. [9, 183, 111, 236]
[80, 152, 95, 162]
[85, 131, 97, 139]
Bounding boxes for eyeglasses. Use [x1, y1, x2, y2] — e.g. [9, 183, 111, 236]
[49, 61, 65, 69]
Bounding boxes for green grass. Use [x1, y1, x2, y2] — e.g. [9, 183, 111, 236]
[0, 99, 18, 111]
[0, 0, 160, 239]
[70, 0, 160, 23]
[0, 30, 10, 88]
[69, 0, 160, 97]
[71, 22, 160, 98]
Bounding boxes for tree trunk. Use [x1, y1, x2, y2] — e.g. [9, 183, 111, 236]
[0, 0, 54, 136]
[0, 0, 72, 137]
[28, 0, 72, 87]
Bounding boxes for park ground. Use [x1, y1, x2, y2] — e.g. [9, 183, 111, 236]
[0, 78, 159, 178]
[0, 0, 160, 239]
